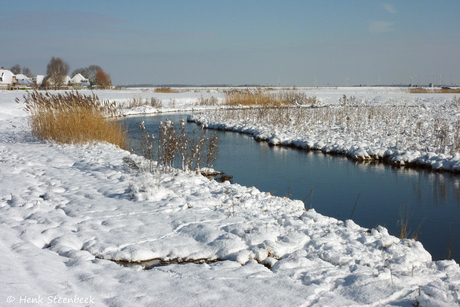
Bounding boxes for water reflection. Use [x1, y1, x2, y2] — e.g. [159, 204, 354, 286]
[123, 114, 460, 263]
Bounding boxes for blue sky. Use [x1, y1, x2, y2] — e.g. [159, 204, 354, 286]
[1, 0, 459, 86]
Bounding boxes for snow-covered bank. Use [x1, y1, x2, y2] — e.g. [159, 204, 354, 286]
[1, 89, 460, 306]
[188, 93, 460, 172]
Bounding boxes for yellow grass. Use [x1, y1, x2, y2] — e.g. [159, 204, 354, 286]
[224, 88, 278, 106]
[409, 87, 460, 94]
[17, 91, 126, 148]
[154, 87, 180, 93]
[224, 88, 318, 106]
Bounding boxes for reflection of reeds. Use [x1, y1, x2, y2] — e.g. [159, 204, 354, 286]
[397, 205, 411, 240]
[397, 205, 425, 241]
[17, 91, 126, 148]
[446, 229, 454, 260]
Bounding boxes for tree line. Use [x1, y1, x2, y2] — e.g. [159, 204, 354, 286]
[9, 57, 112, 89]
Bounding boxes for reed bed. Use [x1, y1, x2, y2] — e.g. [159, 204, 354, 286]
[196, 95, 218, 106]
[138, 119, 219, 173]
[409, 88, 460, 94]
[154, 87, 180, 93]
[201, 102, 460, 156]
[126, 97, 163, 109]
[17, 91, 126, 148]
[224, 88, 319, 106]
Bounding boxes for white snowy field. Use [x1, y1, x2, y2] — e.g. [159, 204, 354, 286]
[1, 88, 460, 307]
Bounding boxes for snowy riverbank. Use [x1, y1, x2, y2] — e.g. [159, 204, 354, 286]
[188, 91, 460, 173]
[1, 88, 459, 306]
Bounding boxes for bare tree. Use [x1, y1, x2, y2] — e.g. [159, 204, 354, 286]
[72, 67, 90, 78]
[88, 65, 102, 85]
[46, 57, 70, 90]
[22, 67, 33, 78]
[94, 70, 112, 89]
[72, 65, 102, 86]
[10, 64, 21, 75]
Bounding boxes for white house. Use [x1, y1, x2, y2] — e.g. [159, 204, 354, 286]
[0, 68, 16, 89]
[36, 75, 46, 87]
[15, 74, 34, 86]
[63, 75, 71, 85]
[70, 73, 90, 87]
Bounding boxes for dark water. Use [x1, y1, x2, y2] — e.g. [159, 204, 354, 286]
[123, 114, 460, 262]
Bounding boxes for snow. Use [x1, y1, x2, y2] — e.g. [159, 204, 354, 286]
[1, 88, 460, 306]
[188, 89, 460, 172]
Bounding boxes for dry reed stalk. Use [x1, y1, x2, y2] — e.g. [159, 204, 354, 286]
[154, 87, 180, 93]
[205, 100, 460, 156]
[409, 88, 460, 94]
[17, 91, 126, 148]
[138, 119, 219, 172]
[223, 88, 319, 106]
[197, 95, 218, 106]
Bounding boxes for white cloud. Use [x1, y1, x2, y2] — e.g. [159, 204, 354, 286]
[382, 3, 398, 14]
[369, 21, 396, 33]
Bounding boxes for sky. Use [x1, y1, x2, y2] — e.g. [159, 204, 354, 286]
[1, 0, 459, 86]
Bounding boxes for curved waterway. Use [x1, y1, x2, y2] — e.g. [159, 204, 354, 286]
[123, 113, 460, 263]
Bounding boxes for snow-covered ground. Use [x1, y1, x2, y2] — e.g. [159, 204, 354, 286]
[1, 88, 459, 306]
[188, 88, 460, 172]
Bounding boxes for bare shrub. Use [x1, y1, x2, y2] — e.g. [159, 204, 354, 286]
[46, 57, 70, 90]
[17, 91, 126, 148]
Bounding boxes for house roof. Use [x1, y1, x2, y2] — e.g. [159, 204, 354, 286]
[71, 73, 89, 82]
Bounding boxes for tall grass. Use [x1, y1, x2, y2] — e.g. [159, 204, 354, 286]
[409, 88, 460, 94]
[200, 101, 460, 156]
[127, 97, 163, 109]
[17, 91, 126, 148]
[154, 87, 180, 93]
[138, 119, 219, 172]
[224, 88, 319, 106]
[196, 95, 218, 106]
